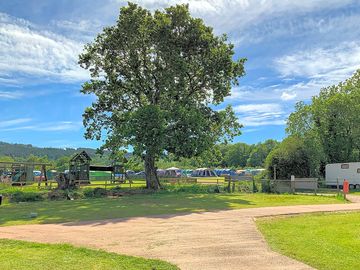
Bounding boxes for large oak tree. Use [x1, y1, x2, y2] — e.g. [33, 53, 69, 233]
[79, 3, 245, 189]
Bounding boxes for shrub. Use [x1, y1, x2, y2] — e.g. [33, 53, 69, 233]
[261, 179, 271, 193]
[109, 186, 123, 196]
[162, 184, 224, 194]
[266, 136, 313, 179]
[68, 190, 84, 200]
[9, 191, 44, 203]
[83, 188, 108, 198]
[47, 190, 68, 201]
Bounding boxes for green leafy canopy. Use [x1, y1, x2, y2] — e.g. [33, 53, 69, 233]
[79, 2, 245, 160]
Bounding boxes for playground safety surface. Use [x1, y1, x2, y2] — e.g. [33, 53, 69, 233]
[2, 195, 360, 270]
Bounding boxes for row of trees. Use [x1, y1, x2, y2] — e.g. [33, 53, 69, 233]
[126, 139, 279, 171]
[266, 70, 360, 179]
[0, 139, 278, 173]
[0, 141, 98, 160]
[0, 154, 111, 172]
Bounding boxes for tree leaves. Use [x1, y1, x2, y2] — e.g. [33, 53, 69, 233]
[78, 2, 245, 163]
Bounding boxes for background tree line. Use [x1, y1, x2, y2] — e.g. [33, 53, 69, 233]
[0, 139, 279, 172]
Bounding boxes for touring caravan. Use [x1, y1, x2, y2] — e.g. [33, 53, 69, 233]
[326, 162, 360, 188]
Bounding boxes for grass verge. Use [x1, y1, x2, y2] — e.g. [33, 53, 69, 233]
[0, 193, 344, 226]
[257, 211, 360, 270]
[0, 239, 178, 270]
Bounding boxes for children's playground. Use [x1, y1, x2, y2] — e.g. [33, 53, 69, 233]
[0, 151, 265, 192]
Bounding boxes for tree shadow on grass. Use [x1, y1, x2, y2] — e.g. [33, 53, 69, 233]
[0, 193, 254, 226]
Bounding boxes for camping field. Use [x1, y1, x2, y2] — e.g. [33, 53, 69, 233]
[257, 211, 360, 270]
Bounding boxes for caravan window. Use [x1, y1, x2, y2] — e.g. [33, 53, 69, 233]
[341, 164, 349, 169]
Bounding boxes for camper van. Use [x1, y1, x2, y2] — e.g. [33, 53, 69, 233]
[326, 162, 360, 189]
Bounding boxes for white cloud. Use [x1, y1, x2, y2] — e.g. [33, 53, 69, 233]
[234, 103, 286, 127]
[226, 86, 281, 102]
[0, 118, 32, 128]
[50, 19, 103, 41]
[275, 42, 360, 79]
[0, 90, 24, 99]
[0, 13, 89, 83]
[0, 120, 82, 132]
[128, 0, 356, 39]
[234, 103, 281, 113]
[280, 91, 297, 101]
[274, 42, 360, 100]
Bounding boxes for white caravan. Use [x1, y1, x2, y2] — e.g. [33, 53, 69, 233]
[325, 162, 360, 188]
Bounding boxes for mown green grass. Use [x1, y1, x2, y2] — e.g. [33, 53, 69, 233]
[0, 193, 344, 226]
[257, 211, 360, 270]
[0, 239, 178, 270]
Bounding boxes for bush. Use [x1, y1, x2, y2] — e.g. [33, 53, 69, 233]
[109, 186, 123, 196]
[83, 188, 108, 198]
[47, 190, 68, 200]
[261, 179, 271, 193]
[68, 190, 84, 200]
[266, 136, 313, 179]
[9, 191, 44, 203]
[162, 184, 224, 194]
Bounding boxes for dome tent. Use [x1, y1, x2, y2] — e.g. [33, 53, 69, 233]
[191, 168, 217, 177]
[165, 167, 181, 177]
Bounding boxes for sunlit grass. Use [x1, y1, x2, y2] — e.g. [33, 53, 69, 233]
[0, 239, 178, 270]
[0, 193, 344, 226]
[257, 211, 360, 270]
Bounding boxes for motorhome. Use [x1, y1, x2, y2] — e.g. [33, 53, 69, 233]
[325, 162, 360, 188]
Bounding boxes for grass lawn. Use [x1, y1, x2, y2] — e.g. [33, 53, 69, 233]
[0, 239, 178, 270]
[257, 211, 360, 270]
[0, 193, 344, 226]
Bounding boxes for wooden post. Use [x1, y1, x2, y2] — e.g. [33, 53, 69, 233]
[43, 165, 48, 187]
[314, 178, 317, 195]
[38, 168, 42, 189]
[226, 176, 231, 193]
[337, 178, 340, 196]
[291, 175, 295, 194]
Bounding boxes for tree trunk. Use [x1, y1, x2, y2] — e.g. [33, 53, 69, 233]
[144, 153, 161, 189]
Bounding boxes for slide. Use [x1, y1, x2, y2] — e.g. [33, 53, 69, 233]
[12, 171, 25, 182]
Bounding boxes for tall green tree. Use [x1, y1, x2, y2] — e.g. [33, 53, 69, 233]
[220, 142, 252, 168]
[266, 136, 312, 179]
[247, 139, 279, 167]
[79, 3, 245, 189]
[287, 70, 360, 168]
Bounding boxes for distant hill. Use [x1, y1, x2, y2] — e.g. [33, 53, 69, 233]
[0, 141, 98, 160]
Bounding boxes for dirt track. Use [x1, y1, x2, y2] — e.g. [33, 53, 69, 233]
[2, 196, 360, 270]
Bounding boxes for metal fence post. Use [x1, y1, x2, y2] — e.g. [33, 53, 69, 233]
[337, 178, 339, 196]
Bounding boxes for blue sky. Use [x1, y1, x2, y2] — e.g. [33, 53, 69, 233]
[0, 0, 360, 149]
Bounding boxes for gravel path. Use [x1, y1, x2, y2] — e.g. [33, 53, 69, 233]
[1, 195, 360, 270]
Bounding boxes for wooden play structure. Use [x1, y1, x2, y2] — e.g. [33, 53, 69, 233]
[0, 161, 51, 185]
[69, 151, 91, 182]
[68, 151, 126, 184]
